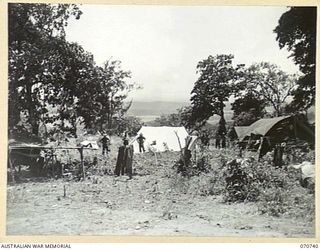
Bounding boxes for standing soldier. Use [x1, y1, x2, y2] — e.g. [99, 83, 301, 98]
[115, 132, 133, 179]
[100, 133, 110, 156]
[123, 131, 129, 146]
[137, 133, 146, 153]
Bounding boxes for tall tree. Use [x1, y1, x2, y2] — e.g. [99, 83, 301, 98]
[76, 60, 135, 132]
[190, 54, 244, 132]
[9, 3, 138, 138]
[274, 7, 316, 110]
[245, 62, 297, 117]
[8, 3, 82, 135]
[101, 60, 133, 130]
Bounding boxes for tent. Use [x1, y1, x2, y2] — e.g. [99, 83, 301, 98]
[236, 115, 315, 158]
[132, 126, 189, 153]
[240, 115, 314, 144]
[80, 140, 99, 150]
[241, 116, 291, 139]
[234, 126, 250, 141]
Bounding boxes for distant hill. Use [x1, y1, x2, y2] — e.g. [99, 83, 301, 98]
[127, 101, 234, 124]
[127, 101, 189, 116]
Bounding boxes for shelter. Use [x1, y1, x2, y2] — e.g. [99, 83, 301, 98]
[236, 115, 315, 158]
[234, 126, 250, 141]
[80, 140, 99, 149]
[240, 115, 314, 144]
[132, 126, 189, 153]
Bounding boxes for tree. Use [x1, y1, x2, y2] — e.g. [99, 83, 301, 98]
[190, 54, 244, 131]
[177, 106, 195, 130]
[245, 62, 297, 117]
[274, 7, 316, 110]
[8, 3, 136, 138]
[8, 3, 82, 135]
[234, 110, 258, 126]
[76, 60, 135, 132]
[100, 60, 133, 130]
[53, 42, 97, 136]
[232, 92, 266, 125]
[114, 115, 142, 136]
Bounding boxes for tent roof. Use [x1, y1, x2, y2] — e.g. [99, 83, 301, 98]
[242, 115, 291, 138]
[234, 126, 250, 140]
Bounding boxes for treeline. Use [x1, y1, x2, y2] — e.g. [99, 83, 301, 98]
[8, 3, 137, 138]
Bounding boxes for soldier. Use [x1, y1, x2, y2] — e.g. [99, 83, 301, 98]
[100, 133, 110, 156]
[123, 132, 129, 146]
[115, 132, 133, 179]
[137, 133, 146, 153]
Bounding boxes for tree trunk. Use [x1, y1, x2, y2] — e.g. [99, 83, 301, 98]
[108, 94, 113, 129]
[220, 101, 225, 119]
[218, 100, 226, 136]
[26, 84, 39, 135]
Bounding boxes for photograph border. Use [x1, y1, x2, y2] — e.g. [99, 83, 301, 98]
[0, 0, 319, 243]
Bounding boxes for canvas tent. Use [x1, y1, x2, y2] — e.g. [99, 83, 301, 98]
[239, 115, 314, 144]
[234, 126, 250, 141]
[132, 126, 189, 153]
[80, 140, 99, 149]
[241, 116, 291, 139]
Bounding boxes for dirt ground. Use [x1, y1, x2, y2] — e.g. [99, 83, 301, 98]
[6, 139, 315, 237]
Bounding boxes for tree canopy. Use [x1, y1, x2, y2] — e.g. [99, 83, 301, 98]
[8, 3, 136, 138]
[244, 62, 297, 117]
[9, 3, 83, 134]
[189, 54, 244, 131]
[232, 92, 266, 126]
[274, 7, 316, 110]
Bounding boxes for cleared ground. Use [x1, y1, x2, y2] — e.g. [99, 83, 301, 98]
[6, 138, 315, 237]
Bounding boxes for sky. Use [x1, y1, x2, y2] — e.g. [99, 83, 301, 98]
[65, 5, 300, 103]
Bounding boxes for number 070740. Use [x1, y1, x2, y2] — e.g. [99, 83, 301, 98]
[300, 244, 319, 248]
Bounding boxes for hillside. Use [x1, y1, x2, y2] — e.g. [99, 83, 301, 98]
[127, 101, 233, 121]
[127, 101, 189, 116]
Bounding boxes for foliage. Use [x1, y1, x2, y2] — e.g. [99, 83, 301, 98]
[177, 105, 203, 131]
[153, 113, 183, 127]
[76, 60, 135, 131]
[182, 146, 314, 220]
[244, 62, 298, 116]
[149, 105, 203, 132]
[232, 92, 266, 124]
[234, 110, 258, 126]
[274, 7, 316, 111]
[9, 3, 137, 138]
[197, 129, 212, 146]
[113, 115, 142, 136]
[190, 54, 244, 127]
[8, 3, 83, 135]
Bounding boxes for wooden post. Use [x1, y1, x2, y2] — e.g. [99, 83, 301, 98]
[79, 147, 85, 180]
[154, 152, 158, 167]
[8, 148, 15, 183]
[63, 185, 66, 197]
